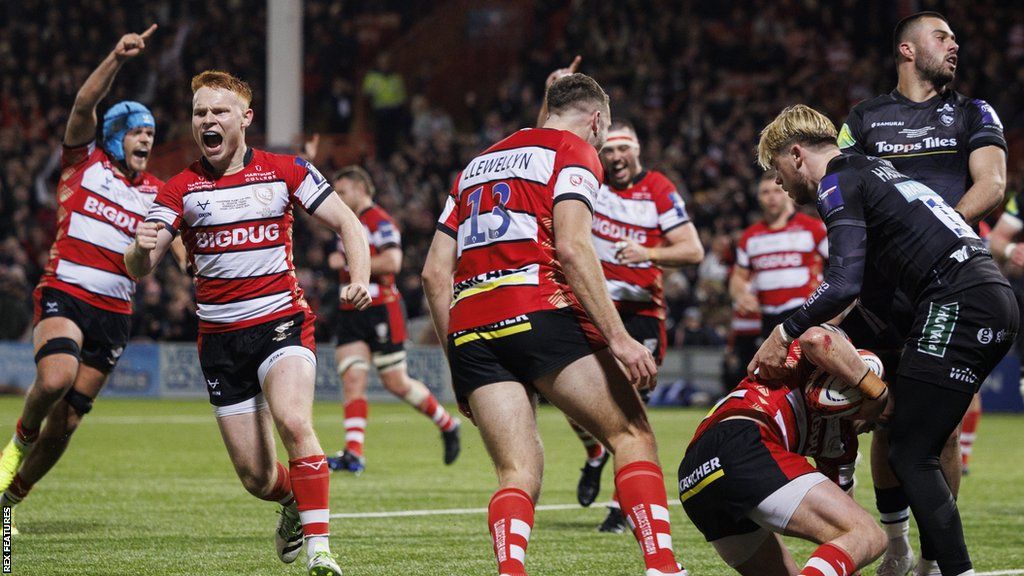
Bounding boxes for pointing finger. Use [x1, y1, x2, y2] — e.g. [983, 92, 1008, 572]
[140, 24, 158, 40]
[568, 55, 582, 73]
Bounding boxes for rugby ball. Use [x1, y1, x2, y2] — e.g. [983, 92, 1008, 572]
[804, 350, 884, 417]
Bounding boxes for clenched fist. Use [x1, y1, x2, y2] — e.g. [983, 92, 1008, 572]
[135, 221, 165, 252]
[341, 282, 372, 311]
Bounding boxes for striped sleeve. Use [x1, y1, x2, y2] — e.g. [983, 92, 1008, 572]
[288, 156, 334, 214]
[146, 179, 185, 236]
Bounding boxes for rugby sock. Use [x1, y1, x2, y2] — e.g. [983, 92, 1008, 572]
[960, 408, 980, 469]
[259, 461, 294, 506]
[343, 399, 368, 456]
[14, 419, 38, 449]
[875, 487, 911, 556]
[568, 419, 606, 463]
[488, 487, 533, 576]
[799, 542, 855, 576]
[615, 461, 681, 573]
[1, 473, 32, 506]
[404, 387, 457, 432]
[289, 454, 330, 554]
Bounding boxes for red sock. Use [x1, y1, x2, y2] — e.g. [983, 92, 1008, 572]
[488, 487, 534, 576]
[15, 419, 38, 445]
[344, 399, 368, 456]
[260, 462, 293, 505]
[289, 455, 330, 538]
[960, 407, 981, 468]
[615, 461, 680, 573]
[569, 420, 605, 461]
[417, 394, 457, 432]
[4, 473, 32, 504]
[800, 542, 855, 576]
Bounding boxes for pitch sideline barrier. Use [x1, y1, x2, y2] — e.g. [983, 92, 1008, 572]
[0, 342, 1020, 411]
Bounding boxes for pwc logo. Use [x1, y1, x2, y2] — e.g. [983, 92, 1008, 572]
[83, 196, 141, 233]
[195, 223, 281, 249]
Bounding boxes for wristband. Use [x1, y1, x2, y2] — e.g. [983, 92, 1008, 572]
[777, 323, 794, 345]
[1005, 243, 1018, 261]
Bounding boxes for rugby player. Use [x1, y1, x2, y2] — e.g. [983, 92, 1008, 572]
[836, 12, 1007, 574]
[752, 104, 1017, 576]
[423, 73, 688, 576]
[325, 166, 460, 474]
[0, 25, 184, 531]
[538, 59, 705, 532]
[730, 170, 827, 340]
[681, 325, 887, 575]
[126, 71, 371, 576]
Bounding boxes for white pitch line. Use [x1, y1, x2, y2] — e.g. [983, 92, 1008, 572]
[85, 415, 213, 425]
[331, 500, 681, 519]
[978, 571, 1024, 575]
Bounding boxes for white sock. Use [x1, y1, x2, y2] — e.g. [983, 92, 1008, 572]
[306, 535, 330, 556]
[880, 510, 910, 556]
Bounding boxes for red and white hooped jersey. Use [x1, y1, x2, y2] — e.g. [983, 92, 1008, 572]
[338, 204, 401, 310]
[591, 171, 690, 320]
[437, 128, 603, 334]
[146, 148, 334, 333]
[38, 142, 163, 315]
[691, 343, 853, 460]
[736, 213, 828, 316]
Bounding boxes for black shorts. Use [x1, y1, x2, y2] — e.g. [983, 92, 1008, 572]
[198, 312, 317, 411]
[899, 282, 1018, 393]
[33, 286, 130, 373]
[334, 300, 407, 355]
[622, 313, 666, 365]
[679, 419, 817, 542]
[446, 308, 606, 404]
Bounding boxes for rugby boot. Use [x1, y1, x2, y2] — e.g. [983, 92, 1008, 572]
[307, 550, 343, 576]
[577, 451, 610, 507]
[327, 450, 365, 475]
[876, 547, 914, 576]
[597, 505, 628, 533]
[275, 501, 303, 563]
[0, 438, 27, 492]
[442, 420, 461, 465]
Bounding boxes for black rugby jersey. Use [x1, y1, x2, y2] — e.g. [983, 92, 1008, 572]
[783, 154, 1007, 337]
[837, 89, 1006, 206]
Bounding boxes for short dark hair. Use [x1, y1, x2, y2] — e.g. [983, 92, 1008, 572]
[332, 165, 376, 197]
[893, 11, 948, 61]
[545, 73, 609, 116]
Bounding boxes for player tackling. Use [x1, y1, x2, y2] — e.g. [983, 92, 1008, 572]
[423, 73, 688, 576]
[751, 104, 1017, 576]
[125, 70, 371, 576]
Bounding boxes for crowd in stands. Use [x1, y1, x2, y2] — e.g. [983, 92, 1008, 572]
[2, 1, 1023, 357]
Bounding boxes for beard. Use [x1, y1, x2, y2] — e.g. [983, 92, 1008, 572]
[918, 56, 955, 88]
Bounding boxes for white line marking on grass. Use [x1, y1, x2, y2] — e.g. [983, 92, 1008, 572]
[978, 571, 1024, 575]
[331, 500, 681, 519]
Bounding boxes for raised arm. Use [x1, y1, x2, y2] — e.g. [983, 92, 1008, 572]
[310, 193, 371, 310]
[65, 24, 157, 147]
[536, 55, 581, 127]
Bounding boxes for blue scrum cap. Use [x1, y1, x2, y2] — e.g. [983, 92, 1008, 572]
[101, 101, 155, 161]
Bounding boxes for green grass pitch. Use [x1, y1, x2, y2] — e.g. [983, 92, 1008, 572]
[1, 398, 1022, 575]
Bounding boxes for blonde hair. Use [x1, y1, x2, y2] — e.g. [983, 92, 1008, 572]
[191, 70, 253, 108]
[756, 104, 838, 170]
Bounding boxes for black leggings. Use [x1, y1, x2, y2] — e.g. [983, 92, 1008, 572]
[887, 377, 973, 575]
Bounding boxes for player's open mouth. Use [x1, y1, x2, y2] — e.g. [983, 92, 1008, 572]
[202, 131, 223, 149]
[132, 149, 149, 159]
[947, 55, 957, 67]
[612, 162, 629, 180]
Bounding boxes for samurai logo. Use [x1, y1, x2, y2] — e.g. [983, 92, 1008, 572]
[273, 320, 294, 342]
